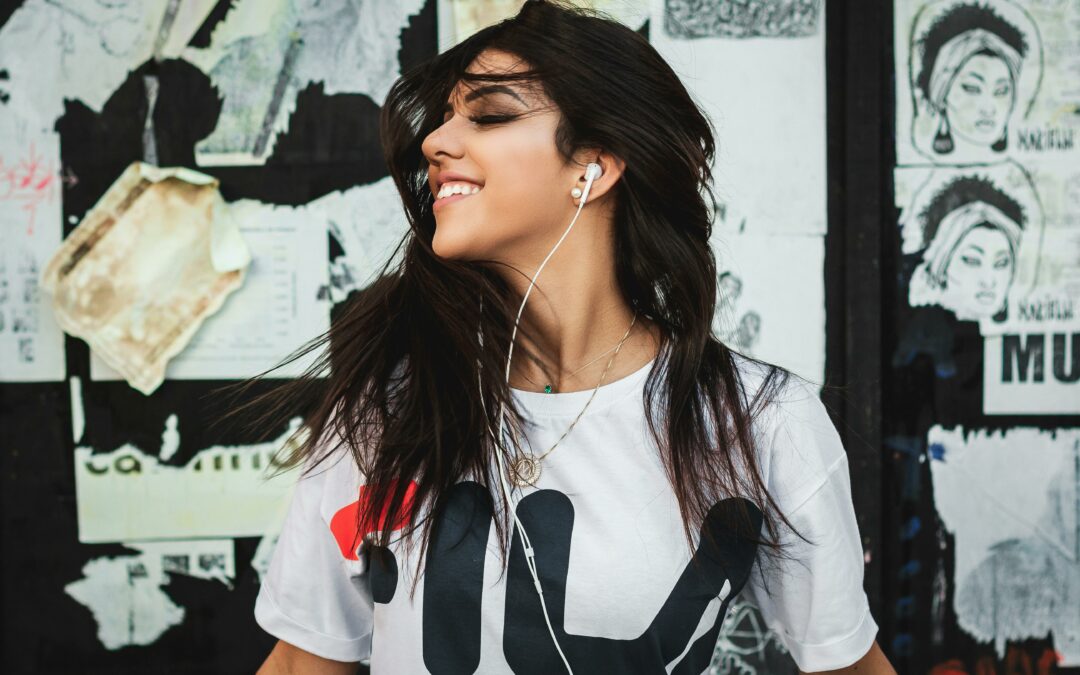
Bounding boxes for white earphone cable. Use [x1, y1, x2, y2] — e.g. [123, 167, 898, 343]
[475, 163, 601, 674]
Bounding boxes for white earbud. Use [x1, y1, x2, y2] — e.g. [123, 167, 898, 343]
[571, 162, 603, 202]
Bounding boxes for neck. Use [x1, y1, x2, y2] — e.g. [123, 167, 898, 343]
[496, 215, 662, 393]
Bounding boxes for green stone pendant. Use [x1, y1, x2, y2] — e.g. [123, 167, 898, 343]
[544, 384, 553, 393]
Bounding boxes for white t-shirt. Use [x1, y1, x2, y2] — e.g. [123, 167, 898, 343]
[255, 352, 878, 673]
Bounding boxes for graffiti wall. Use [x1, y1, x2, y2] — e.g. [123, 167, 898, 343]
[890, 0, 1080, 672]
[1, 0, 841, 672]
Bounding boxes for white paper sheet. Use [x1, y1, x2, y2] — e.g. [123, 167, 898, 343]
[0, 113, 66, 382]
[894, 0, 1080, 167]
[65, 538, 234, 651]
[75, 417, 304, 543]
[0, 0, 217, 122]
[649, 0, 827, 237]
[89, 198, 330, 381]
[930, 425, 1080, 664]
[710, 231, 826, 384]
[183, 0, 427, 165]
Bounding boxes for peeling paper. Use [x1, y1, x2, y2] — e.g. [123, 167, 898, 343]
[65, 539, 234, 651]
[930, 425, 1080, 664]
[69, 376, 85, 444]
[65, 555, 185, 650]
[183, 0, 426, 166]
[75, 417, 304, 543]
[0, 111, 66, 382]
[41, 162, 251, 395]
[0, 0, 218, 123]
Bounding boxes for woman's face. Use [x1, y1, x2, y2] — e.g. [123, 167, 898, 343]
[944, 52, 1016, 146]
[941, 224, 1015, 319]
[421, 49, 581, 264]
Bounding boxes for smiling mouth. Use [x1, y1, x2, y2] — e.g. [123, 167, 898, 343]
[976, 290, 997, 304]
[975, 119, 996, 130]
[433, 189, 481, 211]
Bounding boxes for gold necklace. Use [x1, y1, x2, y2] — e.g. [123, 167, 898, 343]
[509, 311, 638, 487]
[520, 334, 632, 394]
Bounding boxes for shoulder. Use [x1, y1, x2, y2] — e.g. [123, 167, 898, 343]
[730, 352, 848, 513]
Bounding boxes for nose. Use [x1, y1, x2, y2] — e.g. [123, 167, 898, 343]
[421, 118, 466, 168]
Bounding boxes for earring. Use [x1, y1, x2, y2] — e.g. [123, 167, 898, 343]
[933, 112, 954, 154]
[571, 187, 582, 199]
[991, 127, 1008, 152]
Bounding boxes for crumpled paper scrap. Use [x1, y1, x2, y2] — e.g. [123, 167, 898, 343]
[41, 162, 251, 395]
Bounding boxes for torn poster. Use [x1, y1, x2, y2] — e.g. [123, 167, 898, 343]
[0, 0, 217, 123]
[65, 539, 234, 651]
[709, 231, 826, 385]
[929, 425, 1080, 664]
[895, 0, 1080, 167]
[894, 161, 1048, 333]
[75, 417, 304, 543]
[436, 0, 649, 52]
[183, 0, 427, 166]
[0, 111, 66, 382]
[90, 196, 330, 381]
[649, 0, 827, 236]
[41, 162, 251, 395]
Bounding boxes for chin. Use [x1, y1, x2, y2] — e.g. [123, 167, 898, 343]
[432, 226, 482, 261]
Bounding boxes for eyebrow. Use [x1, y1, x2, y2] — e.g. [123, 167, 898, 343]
[965, 72, 986, 83]
[443, 85, 526, 112]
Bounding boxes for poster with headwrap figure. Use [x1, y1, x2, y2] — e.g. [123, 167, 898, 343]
[895, 0, 1080, 167]
[895, 161, 1045, 333]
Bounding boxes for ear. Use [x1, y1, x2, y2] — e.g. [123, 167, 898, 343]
[572, 150, 626, 204]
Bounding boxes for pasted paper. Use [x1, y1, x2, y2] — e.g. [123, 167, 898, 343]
[895, 0, 1080, 167]
[650, 0, 827, 237]
[90, 196, 331, 380]
[0, 0, 218, 123]
[710, 231, 826, 385]
[930, 425, 1080, 664]
[65, 539, 234, 651]
[75, 417, 305, 543]
[0, 111, 66, 382]
[41, 162, 251, 395]
[183, 0, 426, 166]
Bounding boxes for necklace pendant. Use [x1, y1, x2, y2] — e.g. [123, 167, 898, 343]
[544, 384, 553, 393]
[511, 454, 541, 487]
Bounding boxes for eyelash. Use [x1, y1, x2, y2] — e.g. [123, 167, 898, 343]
[469, 114, 515, 125]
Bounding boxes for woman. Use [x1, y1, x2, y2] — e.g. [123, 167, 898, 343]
[909, 175, 1025, 322]
[911, 1, 1031, 157]
[246, 2, 893, 673]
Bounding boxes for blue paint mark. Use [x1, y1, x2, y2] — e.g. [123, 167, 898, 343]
[929, 442, 946, 461]
[900, 516, 921, 541]
[892, 633, 913, 656]
[898, 560, 921, 579]
[895, 596, 915, 617]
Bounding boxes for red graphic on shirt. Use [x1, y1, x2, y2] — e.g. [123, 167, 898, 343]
[330, 480, 418, 560]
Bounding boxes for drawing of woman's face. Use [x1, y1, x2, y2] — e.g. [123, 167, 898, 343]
[945, 53, 1016, 147]
[941, 224, 1015, 319]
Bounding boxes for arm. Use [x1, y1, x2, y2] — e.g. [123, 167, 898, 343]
[257, 639, 361, 675]
[801, 640, 895, 674]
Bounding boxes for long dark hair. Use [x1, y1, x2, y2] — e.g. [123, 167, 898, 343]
[217, 0, 799, 595]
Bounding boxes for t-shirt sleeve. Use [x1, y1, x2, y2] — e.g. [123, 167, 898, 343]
[739, 374, 879, 672]
[254, 453, 375, 662]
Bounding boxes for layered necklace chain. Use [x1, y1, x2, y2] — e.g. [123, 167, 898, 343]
[508, 310, 638, 487]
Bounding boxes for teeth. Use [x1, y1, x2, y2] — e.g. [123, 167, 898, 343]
[437, 183, 482, 200]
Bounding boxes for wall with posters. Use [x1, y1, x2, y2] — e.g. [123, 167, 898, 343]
[888, 0, 1080, 672]
[13, 0, 1066, 673]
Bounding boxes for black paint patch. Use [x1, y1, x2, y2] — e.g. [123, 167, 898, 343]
[422, 481, 492, 674]
[188, 0, 237, 49]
